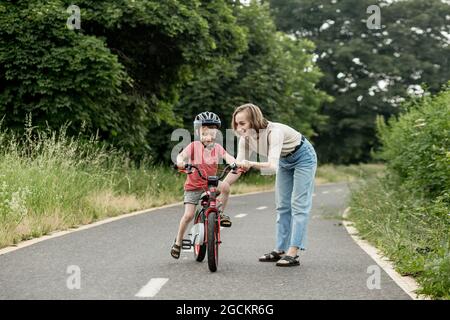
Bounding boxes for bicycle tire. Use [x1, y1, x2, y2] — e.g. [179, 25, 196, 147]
[193, 211, 206, 262]
[207, 212, 219, 272]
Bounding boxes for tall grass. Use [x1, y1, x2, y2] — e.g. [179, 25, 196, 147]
[349, 176, 450, 299]
[0, 122, 186, 248]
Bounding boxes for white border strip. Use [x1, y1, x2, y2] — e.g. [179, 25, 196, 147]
[342, 207, 430, 300]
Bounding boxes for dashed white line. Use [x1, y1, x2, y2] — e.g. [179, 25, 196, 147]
[235, 214, 247, 218]
[135, 278, 169, 298]
[256, 206, 268, 210]
[322, 191, 329, 194]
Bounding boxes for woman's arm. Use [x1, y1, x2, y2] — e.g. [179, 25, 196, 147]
[242, 128, 283, 174]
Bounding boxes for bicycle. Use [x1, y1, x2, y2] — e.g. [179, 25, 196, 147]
[176, 163, 242, 272]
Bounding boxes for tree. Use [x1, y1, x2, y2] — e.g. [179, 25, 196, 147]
[175, 1, 330, 159]
[0, 0, 247, 159]
[268, 0, 450, 163]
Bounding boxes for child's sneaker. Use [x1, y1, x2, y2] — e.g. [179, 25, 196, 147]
[220, 213, 232, 227]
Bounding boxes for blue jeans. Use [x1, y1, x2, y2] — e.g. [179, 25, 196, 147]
[275, 138, 317, 252]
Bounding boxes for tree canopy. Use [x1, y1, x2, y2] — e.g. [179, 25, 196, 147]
[268, 0, 450, 163]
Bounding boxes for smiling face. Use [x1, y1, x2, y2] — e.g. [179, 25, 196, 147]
[234, 111, 253, 137]
[199, 125, 218, 147]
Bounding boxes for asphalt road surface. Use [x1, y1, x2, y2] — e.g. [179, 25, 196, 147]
[0, 182, 410, 300]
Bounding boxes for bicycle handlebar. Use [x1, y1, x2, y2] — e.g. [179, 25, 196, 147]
[175, 163, 241, 180]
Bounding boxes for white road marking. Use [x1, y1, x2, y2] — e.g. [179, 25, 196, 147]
[235, 214, 247, 218]
[135, 278, 169, 298]
[256, 206, 268, 210]
[322, 190, 329, 194]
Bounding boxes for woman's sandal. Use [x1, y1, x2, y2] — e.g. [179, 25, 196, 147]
[170, 242, 181, 259]
[275, 255, 300, 267]
[258, 251, 285, 262]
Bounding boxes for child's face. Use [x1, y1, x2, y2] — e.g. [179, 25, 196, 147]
[199, 126, 218, 147]
[234, 111, 252, 137]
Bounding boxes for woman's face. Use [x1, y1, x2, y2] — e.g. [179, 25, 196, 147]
[235, 111, 253, 137]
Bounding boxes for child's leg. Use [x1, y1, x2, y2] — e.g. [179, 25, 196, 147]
[217, 180, 231, 212]
[175, 203, 197, 246]
[217, 181, 232, 227]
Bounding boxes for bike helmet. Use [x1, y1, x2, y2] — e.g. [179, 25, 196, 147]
[193, 111, 221, 129]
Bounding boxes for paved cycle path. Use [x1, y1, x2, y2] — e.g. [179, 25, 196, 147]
[0, 182, 410, 299]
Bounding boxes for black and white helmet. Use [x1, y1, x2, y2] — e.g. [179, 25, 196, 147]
[193, 111, 221, 128]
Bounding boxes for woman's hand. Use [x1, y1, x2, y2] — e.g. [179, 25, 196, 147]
[237, 160, 252, 171]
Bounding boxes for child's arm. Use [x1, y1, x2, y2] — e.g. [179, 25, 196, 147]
[176, 146, 190, 168]
[222, 151, 237, 166]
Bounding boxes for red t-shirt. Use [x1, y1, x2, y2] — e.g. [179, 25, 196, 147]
[182, 141, 226, 191]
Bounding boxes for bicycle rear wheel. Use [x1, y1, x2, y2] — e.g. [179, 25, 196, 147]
[193, 210, 206, 262]
[207, 212, 219, 272]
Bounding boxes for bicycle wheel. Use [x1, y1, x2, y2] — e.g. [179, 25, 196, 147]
[193, 210, 206, 262]
[207, 211, 219, 272]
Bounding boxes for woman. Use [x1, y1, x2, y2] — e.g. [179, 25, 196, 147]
[224, 103, 317, 267]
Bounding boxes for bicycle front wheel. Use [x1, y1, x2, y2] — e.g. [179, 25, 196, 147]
[207, 212, 219, 272]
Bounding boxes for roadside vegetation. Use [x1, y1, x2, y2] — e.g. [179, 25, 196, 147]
[349, 86, 450, 299]
[0, 120, 382, 249]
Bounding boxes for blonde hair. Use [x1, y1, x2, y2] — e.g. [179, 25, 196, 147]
[231, 103, 269, 133]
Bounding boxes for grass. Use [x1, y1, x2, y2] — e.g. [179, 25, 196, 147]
[349, 176, 450, 299]
[315, 163, 385, 183]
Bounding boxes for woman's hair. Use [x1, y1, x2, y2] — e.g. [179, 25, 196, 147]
[231, 103, 269, 133]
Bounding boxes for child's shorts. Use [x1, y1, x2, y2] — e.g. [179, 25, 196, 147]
[184, 190, 204, 205]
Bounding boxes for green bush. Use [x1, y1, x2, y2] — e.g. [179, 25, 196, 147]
[350, 85, 450, 299]
[376, 85, 450, 199]
[0, 0, 247, 158]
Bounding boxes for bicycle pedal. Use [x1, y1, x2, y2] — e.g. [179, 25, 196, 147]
[182, 239, 192, 249]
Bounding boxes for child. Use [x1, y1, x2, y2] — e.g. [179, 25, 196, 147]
[170, 111, 237, 259]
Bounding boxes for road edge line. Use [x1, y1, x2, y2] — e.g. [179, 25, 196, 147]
[342, 207, 429, 300]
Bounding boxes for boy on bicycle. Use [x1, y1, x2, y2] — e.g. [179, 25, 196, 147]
[171, 111, 237, 259]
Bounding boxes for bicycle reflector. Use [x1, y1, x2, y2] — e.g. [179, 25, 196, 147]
[190, 223, 205, 245]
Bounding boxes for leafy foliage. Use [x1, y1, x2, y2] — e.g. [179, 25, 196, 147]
[0, 0, 247, 158]
[175, 2, 330, 159]
[268, 0, 450, 163]
[377, 84, 450, 199]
